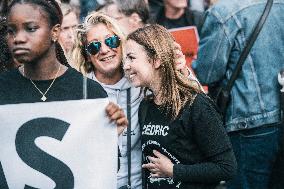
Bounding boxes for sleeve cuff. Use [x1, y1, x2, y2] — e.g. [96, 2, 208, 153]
[173, 164, 183, 182]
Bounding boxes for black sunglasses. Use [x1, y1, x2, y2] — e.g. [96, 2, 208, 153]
[86, 35, 121, 55]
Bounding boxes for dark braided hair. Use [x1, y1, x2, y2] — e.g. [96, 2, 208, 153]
[7, 0, 70, 67]
[0, 0, 14, 73]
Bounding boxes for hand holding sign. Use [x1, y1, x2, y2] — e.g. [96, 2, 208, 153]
[105, 102, 128, 136]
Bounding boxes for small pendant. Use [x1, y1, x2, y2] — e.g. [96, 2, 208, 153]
[41, 95, 47, 101]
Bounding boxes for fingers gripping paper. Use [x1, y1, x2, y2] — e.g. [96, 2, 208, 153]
[0, 99, 117, 189]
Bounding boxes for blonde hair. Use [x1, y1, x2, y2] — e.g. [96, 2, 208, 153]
[127, 24, 202, 119]
[72, 11, 125, 74]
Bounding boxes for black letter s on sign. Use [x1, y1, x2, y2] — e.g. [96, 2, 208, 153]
[16, 118, 74, 189]
[0, 161, 8, 189]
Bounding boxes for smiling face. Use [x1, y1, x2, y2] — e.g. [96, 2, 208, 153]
[123, 39, 158, 88]
[86, 23, 123, 82]
[6, 3, 54, 64]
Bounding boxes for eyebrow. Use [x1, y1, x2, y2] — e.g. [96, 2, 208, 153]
[25, 21, 37, 24]
[126, 52, 135, 56]
[8, 20, 37, 25]
[88, 34, 115, 42]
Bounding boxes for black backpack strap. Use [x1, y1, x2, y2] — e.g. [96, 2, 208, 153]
[224, 0, 273, 92]
[83, 76, 87, 99]
[126, 88, 131, 188]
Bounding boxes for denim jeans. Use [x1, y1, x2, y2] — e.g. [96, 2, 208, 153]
[227, 124, 281, 189]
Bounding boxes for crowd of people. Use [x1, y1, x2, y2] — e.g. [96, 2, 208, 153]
[0, 0, 283, 189]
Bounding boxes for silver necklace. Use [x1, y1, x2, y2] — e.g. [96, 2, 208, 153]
[22, 64, 62, 101]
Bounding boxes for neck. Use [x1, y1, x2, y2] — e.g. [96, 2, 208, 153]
[165, 6, 185, 19]
[153, 91, 163, 105]
[20, 47, 67, 80]
[94, 70, 123, 85]
[149, 77, 163, 105]
[21, 49, 66, 80]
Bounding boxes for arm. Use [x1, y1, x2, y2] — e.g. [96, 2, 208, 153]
[173, 150, 236, 183]
[192, 11, 232, 85]
[142, 95, 237, 182]
[174, 94, 237, 182]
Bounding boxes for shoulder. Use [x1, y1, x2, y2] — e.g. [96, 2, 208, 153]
[192, 93, 213, 106]
[181, 93, 221, 123]
[0, 68, 19, 78]
[86, 77, 108, 99]
[0, 69, 20, 86]
[87, 78, 108, 98]
[186, 93, 215, 111]
[64, 68, 108, 99]
[207, 0, 255, 23]
[0, 69, 26, 105]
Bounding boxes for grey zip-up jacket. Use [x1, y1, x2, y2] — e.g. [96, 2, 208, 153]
[87, 72, 143, 189]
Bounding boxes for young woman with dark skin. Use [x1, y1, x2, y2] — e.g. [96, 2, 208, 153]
[0, 0, 127, 134]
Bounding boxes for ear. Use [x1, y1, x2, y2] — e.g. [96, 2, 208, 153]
[129, 13, 142, 27]
[153, 59, 162, 69]
[51, 24, 61, 41]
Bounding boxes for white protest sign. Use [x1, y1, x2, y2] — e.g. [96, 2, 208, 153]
[0, 99, 117, 189]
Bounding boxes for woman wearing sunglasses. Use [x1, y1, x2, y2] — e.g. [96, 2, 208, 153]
[72, 12, 144, 189]
[72, 11, 202, 189]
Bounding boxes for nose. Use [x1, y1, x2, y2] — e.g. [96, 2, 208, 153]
[123, 59, 131, 71]
[67, 28, 75, 38]
[99, 41, 111, 54]
[13, 31, 27, 44]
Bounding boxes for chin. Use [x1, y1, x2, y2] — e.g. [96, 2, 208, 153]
[132, 83, 141, 88]
[130, 79, 143, 88]
[102, 67, 122, 78]
[14, 57, 29, 64]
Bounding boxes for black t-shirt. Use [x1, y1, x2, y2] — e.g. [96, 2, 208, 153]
[160, 15, 188, 30]
[0, 68, 107, 105]
[155, 7, 204, 31]
[140, 94, 236, 189]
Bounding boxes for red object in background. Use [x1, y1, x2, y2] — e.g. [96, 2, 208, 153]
[169, 26, 199, 67]
[169, 26, 208, 92]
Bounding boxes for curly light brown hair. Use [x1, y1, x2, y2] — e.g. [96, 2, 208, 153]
[72, 11, 125, 74]
[127, 24, 202, 119]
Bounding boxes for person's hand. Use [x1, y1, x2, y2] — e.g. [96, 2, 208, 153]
[174, 42, 189, 77]
[105, 102, 128, 136]
[142, 150, 174, 178]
